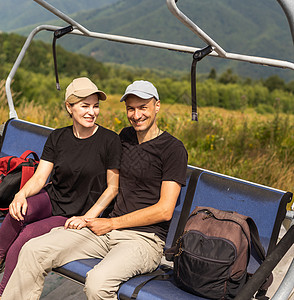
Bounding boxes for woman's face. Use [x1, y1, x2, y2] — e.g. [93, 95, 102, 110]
[66, 94, 99, 129]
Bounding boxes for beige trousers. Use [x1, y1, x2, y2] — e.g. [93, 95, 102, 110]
[2, 227, 164, 300]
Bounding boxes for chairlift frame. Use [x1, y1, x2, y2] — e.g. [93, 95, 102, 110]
[4, 2, 294, 297]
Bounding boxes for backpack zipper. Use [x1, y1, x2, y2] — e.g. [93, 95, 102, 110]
[193, 209, 251, 247]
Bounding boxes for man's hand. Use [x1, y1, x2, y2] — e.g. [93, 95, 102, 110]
[85, 218, 114, 236]
[65, 216, 87, 230]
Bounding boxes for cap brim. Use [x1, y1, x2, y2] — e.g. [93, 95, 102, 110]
[120, 91, 156, 102]
[97, 91, 107, 101]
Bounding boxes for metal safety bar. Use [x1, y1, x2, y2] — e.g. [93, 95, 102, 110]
[6, 0, 294, 119]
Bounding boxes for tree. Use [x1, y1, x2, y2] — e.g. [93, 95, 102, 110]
[208, 68, 217, 80]
[218, 68, 239, 84]
[263, 75, 285, 92]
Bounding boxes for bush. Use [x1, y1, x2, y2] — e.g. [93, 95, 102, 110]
[255, 104, 275, 114]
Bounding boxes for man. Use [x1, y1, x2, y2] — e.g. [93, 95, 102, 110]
[2, 80, 188, 300]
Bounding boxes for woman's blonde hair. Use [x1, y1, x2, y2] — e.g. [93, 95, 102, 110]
[65, 94, 84, 117]
[66, 94, 84, 105]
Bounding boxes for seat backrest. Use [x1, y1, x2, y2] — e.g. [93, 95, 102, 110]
[188, 166, 290, 273]
[0, 119, 53, 158]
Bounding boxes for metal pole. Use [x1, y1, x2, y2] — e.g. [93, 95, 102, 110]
[277, 0, 294, 45]
[33, 0, 90, 35]
[5, 24, 60, 119]
[272, 258, 294, 300]
[166, 0, 226, 57]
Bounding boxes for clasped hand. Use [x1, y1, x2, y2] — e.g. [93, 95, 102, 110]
[65, 217, 113, 235]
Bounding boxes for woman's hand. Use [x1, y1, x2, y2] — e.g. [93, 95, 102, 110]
[8, 159, 54, 222]
[64, 216, 87, 230]
[9, 193, 27, 221]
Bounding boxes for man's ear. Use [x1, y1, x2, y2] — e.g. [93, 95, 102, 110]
[155, 100, 160, 114]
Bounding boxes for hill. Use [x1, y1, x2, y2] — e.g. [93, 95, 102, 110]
[0, 0, 119, 32]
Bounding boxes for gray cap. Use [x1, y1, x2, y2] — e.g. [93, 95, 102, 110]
[120, 80, 159, 102]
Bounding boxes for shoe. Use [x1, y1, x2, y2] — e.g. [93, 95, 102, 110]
[0, 260, 4, 273]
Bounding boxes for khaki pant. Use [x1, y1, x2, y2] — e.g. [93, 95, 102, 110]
[2, 227, 164, 300]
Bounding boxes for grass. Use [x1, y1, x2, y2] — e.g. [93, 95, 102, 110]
[1, 90, 293, 209]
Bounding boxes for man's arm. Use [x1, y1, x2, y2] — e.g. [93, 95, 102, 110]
[85, 180, 181, 236]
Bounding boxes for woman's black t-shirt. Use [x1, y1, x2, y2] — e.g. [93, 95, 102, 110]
[110, 126, 188, 242]
[41, 125, 122, 217]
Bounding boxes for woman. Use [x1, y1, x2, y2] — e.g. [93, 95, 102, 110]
[0, 77, 121, 296]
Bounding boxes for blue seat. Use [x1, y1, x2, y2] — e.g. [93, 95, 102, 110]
[0, 118, 53, 159]
[54, 258, 102, 284]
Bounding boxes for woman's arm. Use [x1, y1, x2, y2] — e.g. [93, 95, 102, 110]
[9, 159, 54, 221]
[64, 168, 119, 229]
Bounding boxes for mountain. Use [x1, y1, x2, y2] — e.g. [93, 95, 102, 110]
[2, 0, 294, 80]
[0, 0, 119, 31]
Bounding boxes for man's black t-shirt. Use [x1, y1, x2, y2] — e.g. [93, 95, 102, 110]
[41, 125, 122, 217]
[110, 126, 188, 242]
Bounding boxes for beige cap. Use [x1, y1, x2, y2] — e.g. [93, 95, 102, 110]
[65, 77, 107, 101]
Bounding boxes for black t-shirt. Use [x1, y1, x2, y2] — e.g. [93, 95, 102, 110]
[41, 125, 122, 217]
[110, 126, 188, 241]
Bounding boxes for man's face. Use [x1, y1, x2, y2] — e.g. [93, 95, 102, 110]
[125, 95, 160, 133]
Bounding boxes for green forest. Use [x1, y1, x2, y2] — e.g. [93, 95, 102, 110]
[1, 32, 294, 115]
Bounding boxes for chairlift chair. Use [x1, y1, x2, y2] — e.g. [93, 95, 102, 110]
[3, 1, 294, 299]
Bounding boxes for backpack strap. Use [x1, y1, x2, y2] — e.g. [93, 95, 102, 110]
[19, 151, 39, 189]
[20, 165, 36, 189]
[171, 168, 203, 247]
[247, 217, 266, 261]
[20, 150, 39, 162]
[130, 266, 172, 300]
[246, 217, 273, 296]
[6, 156, 16, 173]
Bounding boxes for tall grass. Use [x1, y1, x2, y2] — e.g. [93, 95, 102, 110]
[0, 82, 293, 208]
